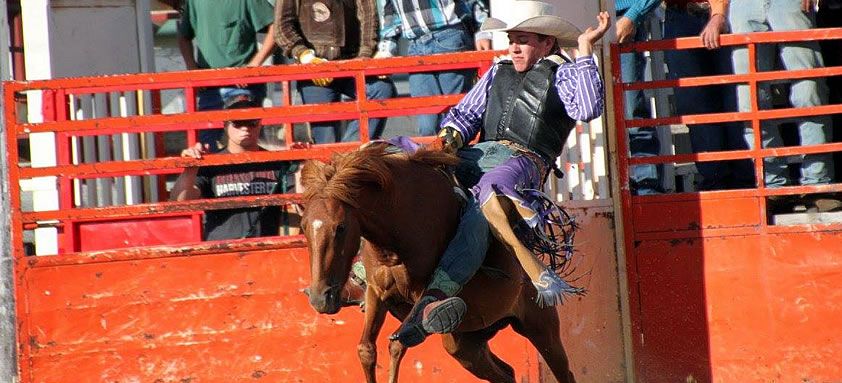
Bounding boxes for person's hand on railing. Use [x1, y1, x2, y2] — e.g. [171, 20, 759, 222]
[700, 13, 727, 50]
[288, 142, 312, 150]
[373, 50, 393, 80]
[181, 142, 210, 159]
[298, 49, 333, 87]
[614, 15, 635, 44]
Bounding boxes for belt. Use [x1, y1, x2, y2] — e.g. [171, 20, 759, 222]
[498, 140, 553, 179]
[411, 23, 467, 43]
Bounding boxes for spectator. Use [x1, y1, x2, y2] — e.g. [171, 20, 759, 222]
[376, 0, 492, 137]
[662, 0, 754, 190]
[816, 0, 842, 184]
[614, 0, 664, 195]
[177, 0, 277, 149]
[170, 95, 300, 240]
[392, 4, 609, 347]
[273, 0, 396, 144]
[729, 0, 838, 211]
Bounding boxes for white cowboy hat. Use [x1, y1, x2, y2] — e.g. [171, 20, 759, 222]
[480, 0, 581, 47]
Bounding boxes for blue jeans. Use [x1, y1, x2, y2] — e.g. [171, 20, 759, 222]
[619, 17, 661, 195]
[730, 0, 834, 186]
[197, 84, 266, 149]
[433, 197, 489, 287]
[664, 8, 754, 189]
[407, 25, 475, 136]
[297, 77, 396, 143]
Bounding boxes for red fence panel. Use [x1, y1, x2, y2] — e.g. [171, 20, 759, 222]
[612, 28, 842, 382]
[4, 52, 551, 382]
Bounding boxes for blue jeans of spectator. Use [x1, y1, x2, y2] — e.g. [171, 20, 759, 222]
[730, 0, 833, 186]
[297, 77, 396, 143]
[408, 25, 475, 136]
[664, 7, 754, 189]
[197, 84, 266, 150]
[619, 16, 661, 195]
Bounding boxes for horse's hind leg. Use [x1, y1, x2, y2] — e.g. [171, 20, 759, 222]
[512, 305, 575, 383]
[387, 340, 407, 383]
[442, 331, 515, 383]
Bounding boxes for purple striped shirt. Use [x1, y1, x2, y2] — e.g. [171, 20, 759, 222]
[441, 56, 604, 142]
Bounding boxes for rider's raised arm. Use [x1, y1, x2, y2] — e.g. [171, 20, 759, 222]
[554, 56, 604, 123]
[440, 64, 498, 142]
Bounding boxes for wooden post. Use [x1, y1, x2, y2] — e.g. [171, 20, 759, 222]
[0, 0, 20, 379]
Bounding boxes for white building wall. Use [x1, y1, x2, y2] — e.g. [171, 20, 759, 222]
[21, 0, 154, 255]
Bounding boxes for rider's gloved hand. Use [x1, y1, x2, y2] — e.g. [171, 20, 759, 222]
[298, 49, 333, 87]
[428, 126, 464, 152]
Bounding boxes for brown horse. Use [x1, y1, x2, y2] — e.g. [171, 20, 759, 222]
[299, 142, 575, 383]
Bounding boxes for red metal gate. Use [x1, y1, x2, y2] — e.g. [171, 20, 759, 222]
[3, 52, 550, 382]
[612, 28, 842, 382]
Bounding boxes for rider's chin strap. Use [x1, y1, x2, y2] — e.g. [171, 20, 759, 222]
[480, 194, 579, 307]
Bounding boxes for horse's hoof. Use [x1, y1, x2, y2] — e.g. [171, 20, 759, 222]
[422, 297, 466, 334]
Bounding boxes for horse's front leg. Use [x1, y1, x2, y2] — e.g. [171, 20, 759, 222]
[358, 286, 388, 383]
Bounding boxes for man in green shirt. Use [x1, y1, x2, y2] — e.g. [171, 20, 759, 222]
[177, 0, 277, 148]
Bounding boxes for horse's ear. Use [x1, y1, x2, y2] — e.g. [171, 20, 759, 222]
[300, 160, 327, 192]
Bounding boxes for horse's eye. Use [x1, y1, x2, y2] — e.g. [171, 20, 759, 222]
[336, 223, 346, 234]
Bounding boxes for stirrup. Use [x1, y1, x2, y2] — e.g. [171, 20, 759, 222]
[422, 296, 467, 334]
[390, 296, 436, 347]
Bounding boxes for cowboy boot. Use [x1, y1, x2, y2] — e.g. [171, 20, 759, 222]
[392, 293, 464, 347]
[481, 194, 579, 307]
[392, 271, 467, 348]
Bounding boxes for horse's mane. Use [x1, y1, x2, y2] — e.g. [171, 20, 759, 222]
[300, 142, 460, 208]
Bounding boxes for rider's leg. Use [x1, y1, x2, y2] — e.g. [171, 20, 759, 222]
[480, 193, 579, 307]
[468, 154, 578, 307]
[393, 198, 489, 347]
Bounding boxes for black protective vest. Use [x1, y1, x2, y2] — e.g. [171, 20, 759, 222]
[482, 57, 576, 163]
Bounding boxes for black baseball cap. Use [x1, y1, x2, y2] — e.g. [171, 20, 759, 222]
[223, 94, 259, 110]
[223, 94, 261, 126]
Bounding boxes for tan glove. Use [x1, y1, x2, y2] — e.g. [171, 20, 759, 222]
[298, 49, 333, 87]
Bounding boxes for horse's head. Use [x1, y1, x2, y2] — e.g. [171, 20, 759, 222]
[301, 197, 362, 314]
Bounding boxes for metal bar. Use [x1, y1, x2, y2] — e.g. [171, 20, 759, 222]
[627, 142, 842, 165]
[7, 51, 500, 90]
[17, 94, 465, 135]
[21, 193, 305, 224]
[19, 146, 354, 179]
[623, 104, 842, 128]
[616, 27, 842, 53]
[747, 43, 769, 229]
[622, 65, 842, 91]
[22, 235, 308, 268]
[355, 71, 370, 143]
[0, 3, 19, 377]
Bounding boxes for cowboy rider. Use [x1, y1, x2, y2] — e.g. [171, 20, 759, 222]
[393, 1, 610, 347]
